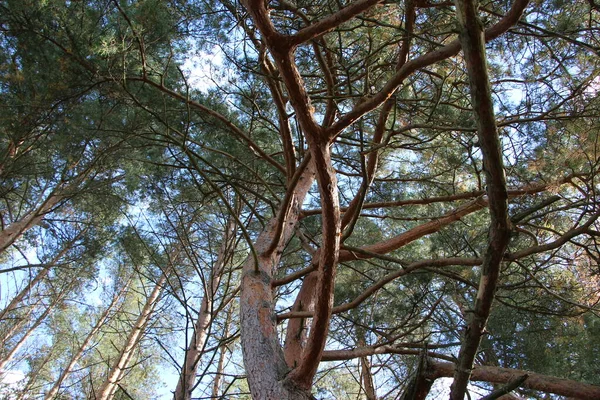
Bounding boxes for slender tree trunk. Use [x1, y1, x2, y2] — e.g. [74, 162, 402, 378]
[44, 280, 129, 400]
[211, 304, 234, 399]
[211, 346, 227, 399]
[358, 337, 377, 400]
[361, 354, 377, 400]
[1, 306, 34, 347]
[0, 193, 63, 254]
[0, 234, 79, 322]
[174, 216, 237, 400]
[0, 293, 64, 372]
[0, 166, 93, 255]
[95, 274, 166, 400]
[16, 345, 56, 400]
[0, 269, 49, 323]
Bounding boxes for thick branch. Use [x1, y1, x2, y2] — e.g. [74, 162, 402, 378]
[339, 197, 487, 262]
[322, 346, 455, 362]
[241, 0, 322, 142]
[290, 0, 384, 46]
[450, 0, 517, 397]
[325, 0, 529, 138]
[286, 144, 341, 389]
[430, 361, 600, 400]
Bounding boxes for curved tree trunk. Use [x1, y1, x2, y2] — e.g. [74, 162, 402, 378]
[240, 162, 316, 399]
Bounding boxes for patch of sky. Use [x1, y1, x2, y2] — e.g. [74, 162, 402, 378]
[180, 21, 253, 94]
[426, 378, 489, 399]
[181, 46, 226, 94]
[0, 248, 41, 307]
[0, 247, 52, 391]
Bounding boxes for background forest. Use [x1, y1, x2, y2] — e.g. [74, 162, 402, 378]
[1, 0, 600, 399]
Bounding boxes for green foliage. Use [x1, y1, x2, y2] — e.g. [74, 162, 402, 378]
[1, 0, 600, 398]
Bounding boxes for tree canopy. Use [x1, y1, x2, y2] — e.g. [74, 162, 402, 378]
[1, 0, 600, 399]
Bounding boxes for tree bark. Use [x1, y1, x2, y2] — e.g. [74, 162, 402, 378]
[284, 144, 340, 391]
[1, 306, 34, 347]
[95, 274, 166, 400]
[240, 161, 315, 399]
[0, 193, 63, 254]
[44, 280, 129, 400]
[0, 290, 67, 372]
[430, 361, 600, 400]
[361, 355, 377, 400]
[174, 216, 237, 400]
[450, 0, 523, 398]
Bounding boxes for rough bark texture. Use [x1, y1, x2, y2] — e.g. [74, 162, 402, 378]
[240, 163, 315, 399]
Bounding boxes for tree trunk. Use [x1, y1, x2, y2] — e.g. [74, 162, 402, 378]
[174, 216, 237, 400]
[449, 0, 519, 398]
[1, 306, 34, 347]
[360, 354, 377, 400]
[44, 280, 129, 400]
[0, 234, 80, 322]
[16, 345, 56, 400]
[211, 304, 234, 399]
[95, 274, 166, 400]
[0, 294, 64, 372]
[0, 193, 63, 254]
[357, 335, 377, 400]
[240, 162, 316, 399]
